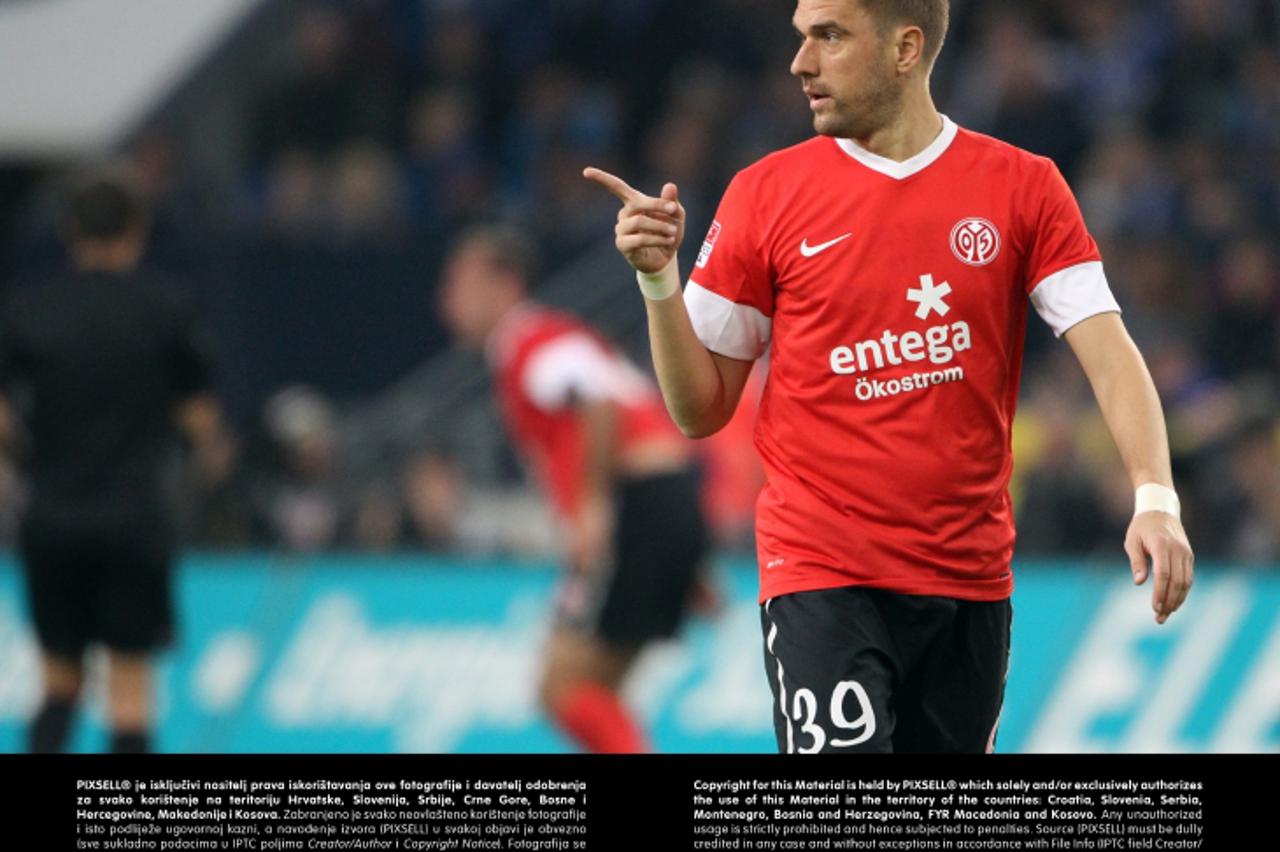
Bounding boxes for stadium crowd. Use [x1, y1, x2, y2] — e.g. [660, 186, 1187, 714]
[2, 0, 1278, 562]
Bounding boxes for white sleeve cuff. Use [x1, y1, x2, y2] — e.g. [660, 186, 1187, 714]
[1029, 261, 1122, 338]
[684, 280, 771, 361]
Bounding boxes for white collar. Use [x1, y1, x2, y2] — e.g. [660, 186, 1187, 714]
[834, 114, 958, 180]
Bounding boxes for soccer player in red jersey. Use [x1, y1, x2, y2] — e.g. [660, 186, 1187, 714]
[438, 226, 710, 753]
[584, 0, 1194, 753]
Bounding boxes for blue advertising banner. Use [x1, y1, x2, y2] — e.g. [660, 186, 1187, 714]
[0, 555, 1276, 753]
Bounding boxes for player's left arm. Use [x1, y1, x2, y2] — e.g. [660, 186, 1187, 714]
[168, 289, 228, 482]
[1063, 312, 1193, 624]
[572, 395, 618, 576]
[175, 393, 234, 483]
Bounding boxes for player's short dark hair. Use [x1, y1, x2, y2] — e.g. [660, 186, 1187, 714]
[858, 0, 949, 65]
[453, 224, 539, 282]
[65, 169, 148, 242]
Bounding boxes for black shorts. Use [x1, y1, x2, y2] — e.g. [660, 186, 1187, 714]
[555, 468, 709, 646]
[19, 510, 176, 657]
[760, 586, 1012, 754]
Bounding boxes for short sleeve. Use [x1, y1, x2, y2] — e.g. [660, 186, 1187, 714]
[1024, 161, 1121, 337]
[521, 331, 650, 412]
[684, 171, 774, 361]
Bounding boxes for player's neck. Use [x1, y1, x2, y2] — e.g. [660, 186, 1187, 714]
[482, 298, 536, 362]
[849, 95, 942, 163]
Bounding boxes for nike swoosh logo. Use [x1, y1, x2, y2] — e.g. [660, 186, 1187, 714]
[800, 233, 853, 257]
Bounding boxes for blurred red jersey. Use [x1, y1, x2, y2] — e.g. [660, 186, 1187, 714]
[487, 304, 681, 519]
[685, 116, 1120, 603]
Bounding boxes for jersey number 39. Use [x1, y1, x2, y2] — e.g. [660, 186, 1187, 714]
[791, 680, 876, 753]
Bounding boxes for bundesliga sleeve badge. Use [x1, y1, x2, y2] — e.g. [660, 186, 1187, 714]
[696, 221, 722, 269]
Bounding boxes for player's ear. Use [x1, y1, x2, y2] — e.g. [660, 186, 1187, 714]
[894, 24, 925, 75]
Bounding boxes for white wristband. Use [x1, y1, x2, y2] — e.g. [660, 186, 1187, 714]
[1135, 483, 1180, 519]
[636, 259, 680, 301]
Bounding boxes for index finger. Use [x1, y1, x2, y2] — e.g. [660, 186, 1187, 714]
[582, 166, 639, 203]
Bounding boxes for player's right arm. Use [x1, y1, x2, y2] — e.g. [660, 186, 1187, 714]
[646, 283, 754, 439]
[582, 167, 753, 438]
[167, 289, 229, 480]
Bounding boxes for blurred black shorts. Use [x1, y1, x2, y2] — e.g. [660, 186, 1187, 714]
[555, 468, 709, 646]
[19, 510, 176, 657]
[760, 585, 1012, 754]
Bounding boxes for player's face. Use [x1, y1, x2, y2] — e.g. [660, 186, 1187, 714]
[439, 246, 504, 348]
[790, 0, 903, 139]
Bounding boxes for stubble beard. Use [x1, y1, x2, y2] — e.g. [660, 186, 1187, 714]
[812, 68, 904, 140]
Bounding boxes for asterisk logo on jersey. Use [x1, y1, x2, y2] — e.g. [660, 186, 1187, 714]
[907, 274, 951, 320]
[950, 218, 1001, 266]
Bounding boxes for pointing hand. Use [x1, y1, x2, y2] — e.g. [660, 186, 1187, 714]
[583, 167, 685, 274]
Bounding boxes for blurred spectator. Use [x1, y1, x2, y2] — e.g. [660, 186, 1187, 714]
[329, 141, 408, 243]
[1205, 236, 1279, 379]
[404, 86, 493, 228]
[402, 451, 464, 551]
[1013, 386, 1119, 557]
[260, 151, 328, 241]
[1058, 0, 1166, 130]
[949, 7, 1090, 177]
[329, 449, 468, 552]
[1226, 418, 1280, 563]
[1076, 131, 1178, 242]
[350, 480, 407, 552]
[251, 386, 353, 552]
[1145, 333, 1242, 458]
[251, 3, 395, 162]
[1145, 0, 1252, 143]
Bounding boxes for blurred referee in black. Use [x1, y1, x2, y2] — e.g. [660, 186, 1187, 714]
[0, 168, 220, 753]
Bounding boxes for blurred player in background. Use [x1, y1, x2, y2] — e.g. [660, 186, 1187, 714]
[438, 226, 709, 753]
[585, 0, 1193, 753]
[0, 169, 221, 753]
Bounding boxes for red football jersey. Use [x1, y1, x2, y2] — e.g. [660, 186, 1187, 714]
[684, 116, 1120, 603]
[487, 304, 681, 519]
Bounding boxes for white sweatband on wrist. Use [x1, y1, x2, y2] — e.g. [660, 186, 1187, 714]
[1135, 483, 1180, 519]
[636, 260, 680, 301]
